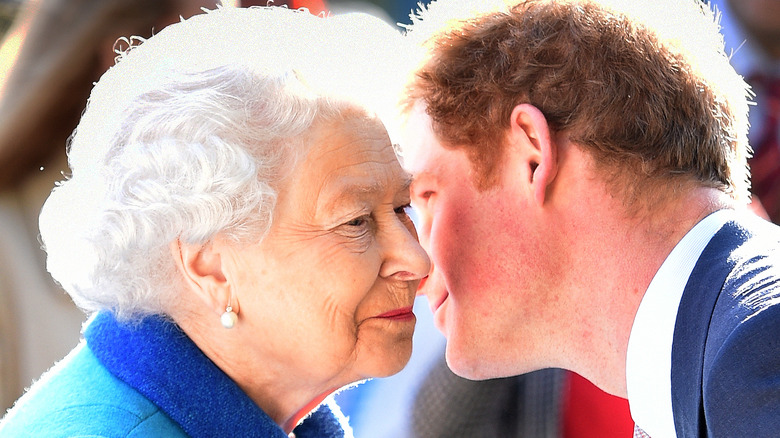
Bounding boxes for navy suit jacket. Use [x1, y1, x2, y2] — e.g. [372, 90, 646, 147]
[672, 213, 780, 437]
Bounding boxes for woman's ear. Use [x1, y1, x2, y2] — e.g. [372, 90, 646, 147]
[508, 104, 558, 205]
[169, 238, 235, 316]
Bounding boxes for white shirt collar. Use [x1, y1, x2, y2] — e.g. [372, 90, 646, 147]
[626, 209, 732, 438]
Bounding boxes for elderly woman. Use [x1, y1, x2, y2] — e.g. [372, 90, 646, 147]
[0, 6, 429, 438]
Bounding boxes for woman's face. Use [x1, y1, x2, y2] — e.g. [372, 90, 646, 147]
[221, 111, 430, 393]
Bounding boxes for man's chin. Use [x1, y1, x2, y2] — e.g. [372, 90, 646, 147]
[443, 342, 496, 381]
[443, 337, 534, 381]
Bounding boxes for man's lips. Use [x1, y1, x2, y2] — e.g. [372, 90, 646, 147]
[429, 291, 449, 314]
[416, 275, 428, 295]
[375, 306, 415, 320]
[417, 274, 449, 314]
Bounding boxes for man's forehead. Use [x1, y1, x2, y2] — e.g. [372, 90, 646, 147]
[400, 104, 439, 174]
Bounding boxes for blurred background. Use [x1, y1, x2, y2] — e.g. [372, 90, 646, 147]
[0, 1, 19, 35]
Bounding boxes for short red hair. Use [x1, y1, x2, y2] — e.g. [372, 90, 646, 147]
[403, 0, 750, 202]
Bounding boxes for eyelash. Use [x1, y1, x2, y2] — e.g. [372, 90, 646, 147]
[345, 216, 370, 228]
[343, 204, 412, 229]
[394, 203, 412, 216]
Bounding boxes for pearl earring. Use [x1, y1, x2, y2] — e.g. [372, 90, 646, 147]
[220, 305, 238, 329]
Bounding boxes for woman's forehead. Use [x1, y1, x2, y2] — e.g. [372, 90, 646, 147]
[286, 114, 409, 211]
[304, 113, 396, 168]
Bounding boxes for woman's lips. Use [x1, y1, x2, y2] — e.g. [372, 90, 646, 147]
[375, 306, 415, 321]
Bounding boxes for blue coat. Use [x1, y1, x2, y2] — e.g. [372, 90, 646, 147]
[672, 213, 780, 437]
[0, 312, 349, 437]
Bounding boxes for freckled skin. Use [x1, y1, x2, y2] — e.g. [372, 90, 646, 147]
[217, 110, 430, 410]
[404, 108, 565, 379]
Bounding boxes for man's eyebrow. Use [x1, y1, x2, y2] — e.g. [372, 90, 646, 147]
[409, 169, 434, 184]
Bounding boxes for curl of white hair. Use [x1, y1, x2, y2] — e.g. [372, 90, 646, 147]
[38, 6, 409, 320]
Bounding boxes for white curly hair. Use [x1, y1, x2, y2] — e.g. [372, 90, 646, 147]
[38, 5, 409, 321]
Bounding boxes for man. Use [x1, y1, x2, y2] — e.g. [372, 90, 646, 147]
[400, 0, 780, 436]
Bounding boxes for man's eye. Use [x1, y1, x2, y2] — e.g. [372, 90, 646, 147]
[412, 188, 434, 201]
[418, 191, 434, 200]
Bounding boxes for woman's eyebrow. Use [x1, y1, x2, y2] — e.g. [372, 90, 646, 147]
[398, 173, 413, 194]
[319, 173, 413, 211]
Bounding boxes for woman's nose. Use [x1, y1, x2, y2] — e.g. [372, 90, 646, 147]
[379, 218, 432, 281]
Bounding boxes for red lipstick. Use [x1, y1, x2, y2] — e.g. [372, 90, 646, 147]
[375, 306, 415, 321]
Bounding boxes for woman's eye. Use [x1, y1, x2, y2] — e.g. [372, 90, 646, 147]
[345, 216, 369, 228]
[395, 204, 417, 225]
[394, 204, 413, 216]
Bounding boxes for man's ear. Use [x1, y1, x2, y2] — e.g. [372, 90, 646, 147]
[169, 238, 235, 316]
[508, 104, 558, 205]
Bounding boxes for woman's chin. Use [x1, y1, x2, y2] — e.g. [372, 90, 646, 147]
[360, 340, 414, 379]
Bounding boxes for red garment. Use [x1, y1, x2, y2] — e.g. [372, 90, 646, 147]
[562, 372, 634, 438]
[292, 0, 327, 15]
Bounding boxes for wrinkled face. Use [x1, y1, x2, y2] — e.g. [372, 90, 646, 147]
[227, 112, 430, 390]
[403, 105, 553, 379]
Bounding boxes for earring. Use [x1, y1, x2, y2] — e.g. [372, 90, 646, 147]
[220, 305, 238, 329]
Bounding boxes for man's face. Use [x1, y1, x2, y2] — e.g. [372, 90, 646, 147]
[403, 104, 558, 379]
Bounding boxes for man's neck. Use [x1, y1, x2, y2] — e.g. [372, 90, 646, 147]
[553, 185, 734, 396]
